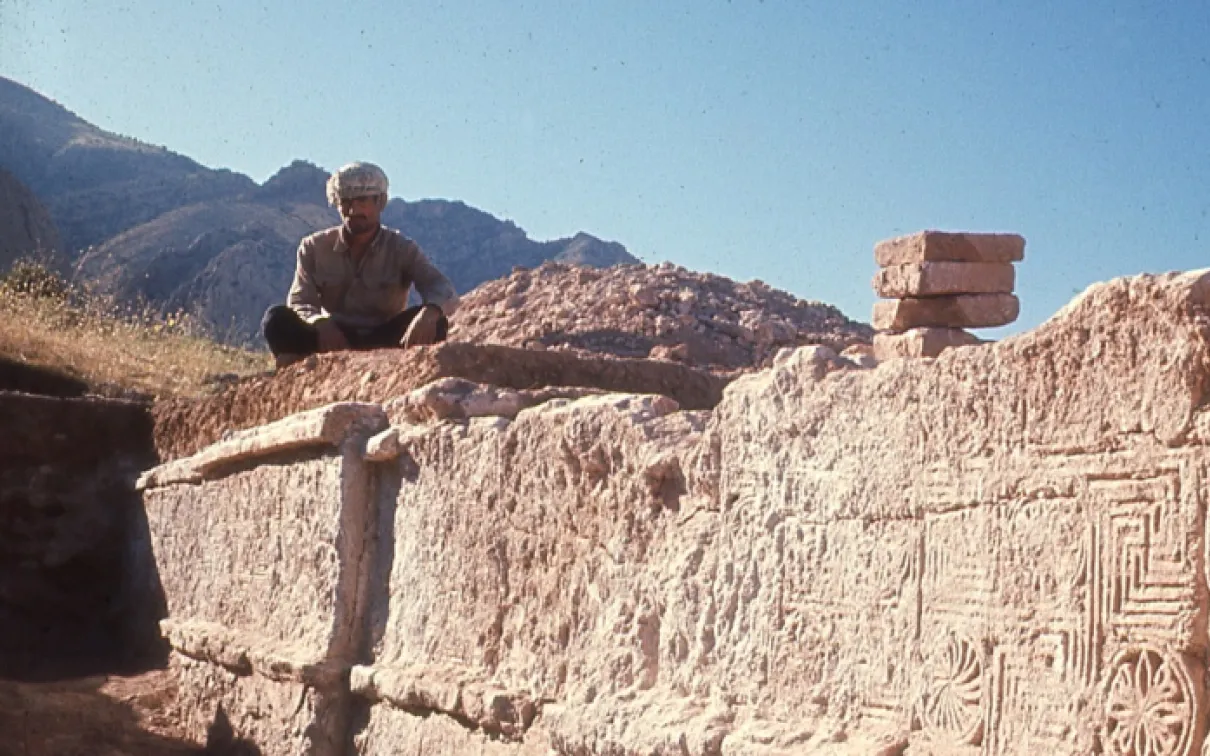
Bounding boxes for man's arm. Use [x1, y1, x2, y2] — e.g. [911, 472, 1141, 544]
[286, 239, 348, 351]
[286, 240, 326, 322]
[403, 240, 460, 317]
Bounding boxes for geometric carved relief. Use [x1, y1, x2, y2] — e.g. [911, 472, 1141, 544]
[1091, 470, 1199, 650]
[923, 509, 994, 621]
[982, 638, 1086, 754]
[915, 460, 1207, 754]
[1102, 646, 1198, 756]
[920, 632, 984, 746]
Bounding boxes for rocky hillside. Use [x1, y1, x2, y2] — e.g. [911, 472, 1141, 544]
[0, 168, 60, 271]
[452, 261, 873, 372]
[0, 77, 253, 259]
[383, 199, 635, 291]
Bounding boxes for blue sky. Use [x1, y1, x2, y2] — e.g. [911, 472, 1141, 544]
[2, 1, 1208, 334]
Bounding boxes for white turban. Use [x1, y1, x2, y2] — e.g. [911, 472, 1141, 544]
[326, 162, 389, 206]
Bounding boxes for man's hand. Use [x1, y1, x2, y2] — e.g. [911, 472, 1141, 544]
[401, 305, 443, 348]
[315, 320, 349, 352]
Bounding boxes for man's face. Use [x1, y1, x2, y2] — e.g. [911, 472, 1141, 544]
[338, 194, 384, 236]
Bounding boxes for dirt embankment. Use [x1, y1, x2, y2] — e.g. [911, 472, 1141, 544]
[152, 262, 871, 461]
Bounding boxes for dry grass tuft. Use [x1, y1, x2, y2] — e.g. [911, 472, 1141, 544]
[0, 259, 271, 399]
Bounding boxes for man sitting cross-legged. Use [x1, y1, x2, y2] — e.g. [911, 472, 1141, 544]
[261, 161, 460, 369]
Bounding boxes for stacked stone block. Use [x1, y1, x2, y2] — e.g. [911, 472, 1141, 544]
[871, 230, 1025, 359]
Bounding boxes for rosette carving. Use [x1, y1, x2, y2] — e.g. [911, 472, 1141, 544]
[921, 632, 984, 745]
[1103, 647, 1196, 756]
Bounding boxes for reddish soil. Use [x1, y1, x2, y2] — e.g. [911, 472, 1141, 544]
[0, 672, 201, 756]
[152, 342, 730, 461]
[152, 262, 872, 462]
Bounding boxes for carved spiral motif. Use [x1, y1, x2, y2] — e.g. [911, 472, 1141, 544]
[1103, 648, 1196, 756]
[921, 633, 984, 745]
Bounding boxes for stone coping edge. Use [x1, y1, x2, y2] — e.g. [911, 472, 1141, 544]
[162, 618, 348, 688]
[138, 401, 387, 489]
[350, 663, 541, 739]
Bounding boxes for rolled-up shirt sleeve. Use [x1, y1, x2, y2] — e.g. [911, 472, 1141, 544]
[404, 240, 460, 317]
[287, 240, 326, 322]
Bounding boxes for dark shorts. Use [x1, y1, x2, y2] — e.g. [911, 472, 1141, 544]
[261, 305, 448, 356]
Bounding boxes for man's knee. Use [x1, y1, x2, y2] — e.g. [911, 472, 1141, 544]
[261, 305, 295, 332]
[262, 305, 314, 355]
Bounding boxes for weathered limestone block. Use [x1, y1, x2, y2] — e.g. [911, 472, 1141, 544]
[872, 261, 1015, 298]
[872, 293, 1019, 330]
[874, 230, 1025, 266]
[353, 704, 552, 755]
[141, 402, 386, 754]
[144, 455, 362, 658]
[361, 393, 712, 754]
[872, 327, 983, 359]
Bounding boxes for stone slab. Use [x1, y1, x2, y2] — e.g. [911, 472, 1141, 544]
[874, 230, 1025, 266]
[872, 261, 1015, 298]
[144, 450, 375, 664]
[138, 401, 385, 489]
[367, 394, 707, 751]
[872, 293, 1019, 330]
[706, 270, 1210, 753]
[873, 327, 983, 359]
[351, 663, 538, 739]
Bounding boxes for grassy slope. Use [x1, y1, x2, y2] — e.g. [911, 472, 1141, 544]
[0, 266, 271, 399]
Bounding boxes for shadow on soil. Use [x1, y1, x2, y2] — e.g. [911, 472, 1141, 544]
[0, 363, 261, 754]
[0, 675, 264, 755]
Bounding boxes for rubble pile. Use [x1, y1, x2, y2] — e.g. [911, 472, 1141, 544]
[871, 231, 1024, 359]
[452, 261, 873, 372]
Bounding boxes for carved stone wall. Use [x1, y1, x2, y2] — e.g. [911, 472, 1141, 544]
[139, 269, 1210, 755]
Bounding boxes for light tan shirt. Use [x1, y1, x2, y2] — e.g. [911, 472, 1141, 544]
[287, 225, 460, 328]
